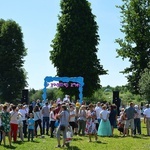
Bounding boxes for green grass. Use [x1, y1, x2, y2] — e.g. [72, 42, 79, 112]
[1, 121, 150, 150]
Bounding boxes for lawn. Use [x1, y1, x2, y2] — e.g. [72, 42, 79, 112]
[0, 121, 150, 150]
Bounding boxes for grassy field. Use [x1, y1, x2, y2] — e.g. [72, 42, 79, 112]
[0, 121, 150, 150]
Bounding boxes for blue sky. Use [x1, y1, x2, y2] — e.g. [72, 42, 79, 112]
[0, 0, 130, 90]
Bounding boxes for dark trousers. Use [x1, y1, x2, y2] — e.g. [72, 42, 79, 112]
[35, 119, 42, 136]
[42, 117, 49, 135]
[50, 121, 55, 137]
[28, 129, 34, 141]
[23, 120, 27, 138]
[78, 120, 86, 136]
[134, 118, 141, 134]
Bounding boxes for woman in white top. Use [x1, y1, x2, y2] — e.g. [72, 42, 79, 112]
[98, 105, 112, 136]
[69, 105, 78, 135]
[49, 106, 56, 138]
[33, 105, 42, 137]
[10, 105, 19, 142]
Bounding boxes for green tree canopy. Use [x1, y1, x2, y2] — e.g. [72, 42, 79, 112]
[139, 62, 150, 103]
[50, 0, 107, 98]
[0, 19, 27, 103]
[116, 0, 150, 94]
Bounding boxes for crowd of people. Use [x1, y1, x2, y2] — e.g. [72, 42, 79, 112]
[0, 96, 150, 148]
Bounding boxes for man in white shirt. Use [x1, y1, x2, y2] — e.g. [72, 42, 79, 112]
[95, 102, 102, 130]
[18, 105, 28, 138]
[143, 104, 150, 136]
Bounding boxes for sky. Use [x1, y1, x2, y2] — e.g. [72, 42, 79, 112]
[0, 0, 130, 90]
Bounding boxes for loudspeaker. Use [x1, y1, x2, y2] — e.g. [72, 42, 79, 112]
[113, 91, 119, 100]
[112, 91, 121, 116]
[113, 91, 120, 105]
[21, 89, 29, 104]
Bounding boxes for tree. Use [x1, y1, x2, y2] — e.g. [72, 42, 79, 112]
[0, 19, 27, 103]
[116, 0, 150, 94]
[139, 62, 150, 103]
[50, 0, 107, 98]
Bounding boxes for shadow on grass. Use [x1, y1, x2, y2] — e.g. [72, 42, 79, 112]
[2, 145, 16, 149]
[72, 138, 83, 141]
[110, 135, 121, 138]
[65, 146, 82, 150]
[23, 140, 40, 143]
[13, 141, 24, 145]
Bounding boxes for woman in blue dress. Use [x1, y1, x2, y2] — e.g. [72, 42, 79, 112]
[98, 105, 112, 136]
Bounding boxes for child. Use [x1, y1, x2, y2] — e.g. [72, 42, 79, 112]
[27, 113, 35, 142]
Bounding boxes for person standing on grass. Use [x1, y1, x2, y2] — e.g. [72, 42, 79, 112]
[123, 102, 137, 137]
[33, 105, 42, 137]
[86, 104, 97, 142]
[78, 105, 87, 136]
[143, 104, 150, 136]
[27, 113, 35, 142]
[42, 102, 50, 135]
[55, 105, 69, 148]
[1, 104, 12, 146]
[10, 105, 19, 142]
[17, 110, 24, 142]
[134, 105, 141, 135]
[109, 104, 117, 136]
[69, 105, 78, 135]
[18, 104, 28, 138]
[49, 106, 56, 138]
[95, 102, 102, 130]
[98, 105, 112, 137]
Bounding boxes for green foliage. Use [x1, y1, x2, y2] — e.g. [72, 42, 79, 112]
[0, 19, 27, 103]
[139, 62, 150, 103]
[29, 85, 142, 105]
[116, 0, 150, 94]
[50, 0, 107, 98]
[30, 88, 64, 102]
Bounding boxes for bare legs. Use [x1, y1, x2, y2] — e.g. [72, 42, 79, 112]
[3, 131, 11, 146]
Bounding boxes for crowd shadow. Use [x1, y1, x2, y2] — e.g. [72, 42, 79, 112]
[13, 141, 23, 145]
[112, 134, 149, 140]
[23, 140, 40, 143]
[64, 145, 82, 150]
[72, 137, 82, 141]
[2, 145, 16, 149]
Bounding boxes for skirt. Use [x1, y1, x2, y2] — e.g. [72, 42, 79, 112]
[85, 120, 97, 135]
[98, 119, 112, 136]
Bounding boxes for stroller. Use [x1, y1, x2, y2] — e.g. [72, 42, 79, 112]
[65, 126, 73, 147]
